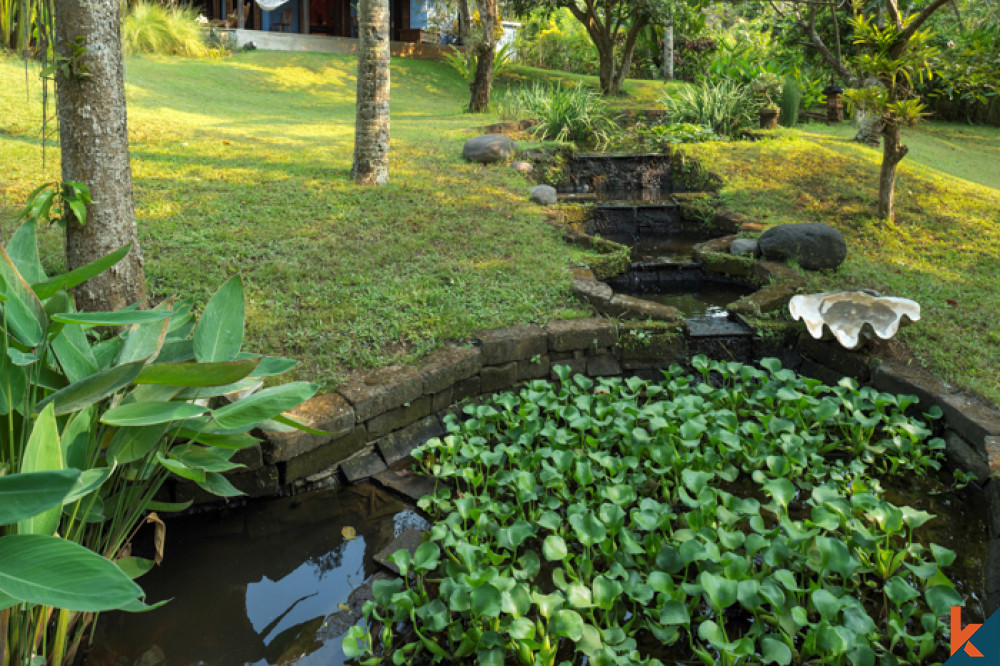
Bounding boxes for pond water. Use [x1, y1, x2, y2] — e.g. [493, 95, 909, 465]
[84, 484, 426, 666]
[600, 232, 705, 263]
[632, 283, 755, 318]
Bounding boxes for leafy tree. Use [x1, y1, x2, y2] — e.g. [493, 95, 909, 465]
[507, 0, 673, 95]
[844, 0, 948, 221]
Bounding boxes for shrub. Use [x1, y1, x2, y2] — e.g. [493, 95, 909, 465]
[659, 80, 758, 138]
[779, 75, 802, 126]
[442, 41, 515, 83]
[124, 1, 211, 57]
[636, 122, 724, 150]
[513, 7, 599, 75]
[498, 82, 618, 147]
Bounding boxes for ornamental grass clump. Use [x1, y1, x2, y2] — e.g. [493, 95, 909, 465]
[346, 356, 967, 665]
[124, 1, 210, 57]
[659, 80, 759, 138]
[499, 82, 618, 148]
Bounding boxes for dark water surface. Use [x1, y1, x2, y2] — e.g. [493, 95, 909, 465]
[85, 484, 427, 666]
[627, 282, 755, 318]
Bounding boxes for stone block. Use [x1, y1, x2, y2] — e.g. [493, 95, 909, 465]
[700, 253, 756, 281]
[452, 375, 481, 403]
[602, 294, 680, 322]
[546, 318, 617, 353]
[615, 327, 686, 363]
[482, 362, 519, 394]
[871, 362, 949, 416]
[518, 355, 551, 380]
[231, 443, 264, 471]
[550, 351, 573, 362]
[476, 325, 547, 365]
[337, 366, 424, 423]
[944, 430, 991, 482]
[796, 333, 872, 383]
[376, 415, 444, 465]
[987, 437, 1000, 475]
[374, 529, 427, 575]
[730, 283, 799, 316]
[987, 538, 1000, 617]
[283, 426, 367, 484]
[418, 344, 482, 395]
[797, 359, 846, 387]
[261, 393, 355, 464]
[572, 278, 614, 310]
[431, 387, 454, 413]
[939, 394, 1000, 454]
[341, 448, 388, 483]
[588, 353, 622, 377]
[986, 479, 1000, 541]
[367, 396, 431, 439]
[373, 463, 440, 503]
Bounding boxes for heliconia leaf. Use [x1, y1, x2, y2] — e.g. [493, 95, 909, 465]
[51, 309, 175, 327]
[270, 413, 334, 436]
[117, 301, 172, 364]
[155, 452, 206, 483]
[209, 382, 317, 432]
[0, 534, 143, 611]
[5, 221, 47, 286]
[0, 470, 80, 526]
[115, 556, 155, 580]
[0, 245, 47, 347]
[51, 323, 100, 383]
[35, 361, 145, 415]
[168, 445, 242, 473]
[62, 467, 113, 506]
[235, 353, 298, 377]
[61, 405, 95, 469]
[17, 404, 65, 536]
[169, 427, 259, 450]
[134, 359, 259, 387]
[193, 275, 245, 363]
[107, 424, 170, 464]
[31, 245, 130, 301]
[101, 402, 207, 427]
[0, 352, 28, 416]
[196, 472, 244, 498]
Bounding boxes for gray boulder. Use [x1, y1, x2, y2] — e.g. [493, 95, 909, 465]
[530, 185, 557, 205]
[511, 161, 534, 174]
[730, 238, 760, 257]
[759, 223, 847, 270]
[463, 134, 517, 164]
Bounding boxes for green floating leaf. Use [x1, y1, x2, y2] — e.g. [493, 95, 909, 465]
[551, 609, 584, 641]
[0, 534, 143, 611]
[542, 534, 568, 561]
[761, 636, 793, 665]
[470, 583, 502, 619]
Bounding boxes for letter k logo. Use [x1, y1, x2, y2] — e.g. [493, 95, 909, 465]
[951, 607, 984, 657]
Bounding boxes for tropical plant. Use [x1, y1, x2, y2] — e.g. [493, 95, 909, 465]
[512, 7, 599, 75]
[779, 75, 803, 126]
[659, 79, 758, 137]
[124, 1, 211, 57]
[0, 0, 52, 53]
[498, 82, 618, 147]
[0, 195, 317, 663]
[443, 40, 514, 84]
[345, 356, 963, 665]
[632, 122, 723, 150]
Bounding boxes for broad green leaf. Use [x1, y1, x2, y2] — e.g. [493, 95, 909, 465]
[508, 617, 535, 640]
[0, 245, 47, 346]
[196, 472, 244, 498]
[31, 245, 129, 301]
[700, 571, 738, 610]
[237, 353, 298, 377]
[566, 584, 593, 609]
[6, 221, 46, 285]
[924, 585, 963, 617]
[61, 406, 95, 469]
[543, 534, 568, 561]
[0, 470, 80, 525]
[815, 536, 858, 577]
[101, 402, 207, 427]
[209, 382, 317, 432]
[169, 445, 242, 473]
[194, 275, 245, 363]
[51, 309, 175, 327]
[18, 404, 64, 536]
[761, 636, 793, 665]
[764, 478, 796, 510]
[592, 576, 622, 610]
[62, 467, 113, 505]
[107, 424, 169, 464]
[117, 301, 172, 364]
[551, 609, 584, 640]
[134, 359, 259, 387]
[811, 588, 843, 621]
[51, 324, 100, 383]
[412, 542, 441, 572]
[269, 413, 333, 437]
[115, 556, 155, 579]
[175, 379, 262, 400]
[531, 591, 564, 619]
[170, 427, 259, 450]
[0, 534, 143, 611]
[155, 452, 206, 483]
[0, 352, 27, 416]
[36, 361, 145, 415]
[569, 512, 606, 547]
[681, 469, 713, 494]
[659, 600, 690, 625]
[885, 576, 920, 604]
[471, 583, 502, 618]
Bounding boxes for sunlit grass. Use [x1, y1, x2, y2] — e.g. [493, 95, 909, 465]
[0, 51, 595, 387]
[684, 130, 1000, 402]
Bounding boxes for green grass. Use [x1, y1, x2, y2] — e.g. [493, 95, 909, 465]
[0, 51, 598, 387]
[683, 128, 1000, 403]
[500, 64, 682, 111]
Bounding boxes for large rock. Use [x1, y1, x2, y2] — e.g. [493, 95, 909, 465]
[759, 223, 847, 270]
[463, 134, 517, 164]
[530, 185, 557, 205]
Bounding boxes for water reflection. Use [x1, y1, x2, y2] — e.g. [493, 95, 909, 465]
[87, 484, 425, 666]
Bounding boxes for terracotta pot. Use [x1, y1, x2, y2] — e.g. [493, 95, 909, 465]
[759, 108, 780, 130]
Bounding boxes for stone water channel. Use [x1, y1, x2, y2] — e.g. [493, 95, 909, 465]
[84, 150, 1000, 665]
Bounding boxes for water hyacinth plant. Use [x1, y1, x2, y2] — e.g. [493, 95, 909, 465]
[0, 214, 317, 664]
[346, 356, 966, 665]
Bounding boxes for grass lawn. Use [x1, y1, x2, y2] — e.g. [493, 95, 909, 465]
[0, 51, 601, 387]
[683, 127, 1000, 403]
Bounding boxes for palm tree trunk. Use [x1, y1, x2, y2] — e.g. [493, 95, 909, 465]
[877, 121, 908, 220]
[351, 0, 390, 185]
[663, 22, 673, 81]
[55, 0, 146, 312]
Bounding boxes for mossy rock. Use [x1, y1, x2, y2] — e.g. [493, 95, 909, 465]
[615, 321, 686, 361]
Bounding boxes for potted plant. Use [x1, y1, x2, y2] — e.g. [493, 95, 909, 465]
[754, 72, 782, 129]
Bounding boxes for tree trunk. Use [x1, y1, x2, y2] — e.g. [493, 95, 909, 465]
[663, 22, 673, 81]
[457, 0, 470, 46]
[854, 109, 882, 145]
[467, 0, 496, 112]
[55, 0, 146, 313]
[877, 121, 908, 220]
[351, 0, 390, 185]
[596, 40, 616, 95]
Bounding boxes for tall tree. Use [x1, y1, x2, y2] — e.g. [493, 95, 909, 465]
[352, 0, 391, 185]
[468, 0, 498, 112]
[507, 0, 668, 95]
[54, 0, 146, 312]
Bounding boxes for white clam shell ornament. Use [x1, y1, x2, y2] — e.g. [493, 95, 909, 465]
[789, 291, 920, 350]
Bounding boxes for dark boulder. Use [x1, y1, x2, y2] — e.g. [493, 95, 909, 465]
[759, 223, 847, 270]
[463, 134, 517, 164]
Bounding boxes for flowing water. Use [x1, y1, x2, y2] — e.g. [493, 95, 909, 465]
[84, 484, 426, 666]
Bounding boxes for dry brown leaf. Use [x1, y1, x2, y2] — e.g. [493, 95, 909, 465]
[146, 512, 166, 565]
[341, 526, 357, 541]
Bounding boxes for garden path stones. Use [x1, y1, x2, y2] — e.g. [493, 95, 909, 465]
[530, 185, 557, 205]
[759, 222, 847, 270]
[463, 134, 517, 164]
[374, 528, 427, 574]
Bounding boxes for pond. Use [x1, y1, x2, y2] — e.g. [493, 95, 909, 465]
[85, 484, 425, 666]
